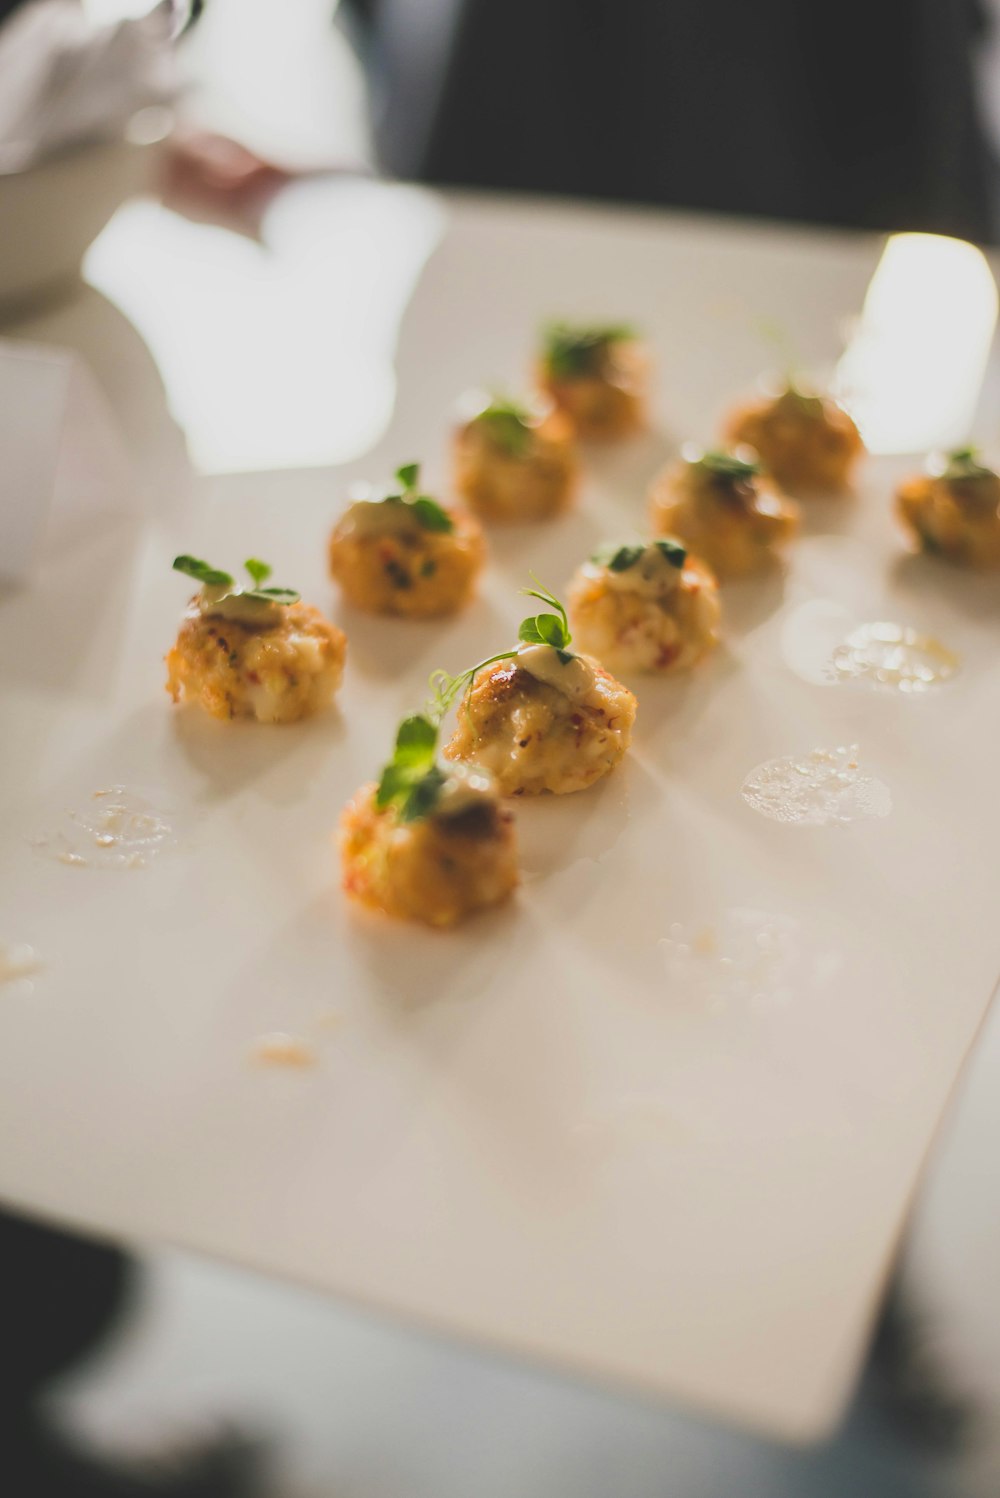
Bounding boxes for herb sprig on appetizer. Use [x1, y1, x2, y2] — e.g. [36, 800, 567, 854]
[173, 555, 301, 606]
[166, 554, 345, 723]
[542, 322, 637, 380]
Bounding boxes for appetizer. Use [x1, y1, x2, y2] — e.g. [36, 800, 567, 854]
[441, 583, 636, 796]
[328, 463, 484, 617]
[567, 537, 721, 673]
[896, 446, 1000, 568]
[724, 380, 864, 493]
[536, 322, 649, 442]
[340, 713, 517, 927]
[167, 556, 346, 723]
[648, 447, 799, 579]
[453, 392, 578, 522]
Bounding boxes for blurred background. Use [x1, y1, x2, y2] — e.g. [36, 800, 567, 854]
[3, 2, 1000, 1496]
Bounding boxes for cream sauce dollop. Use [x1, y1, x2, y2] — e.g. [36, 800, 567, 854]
[337, 495, 423, 539]
[198, 583, 283, 627]
[516, 643, 598, 704]
[590, 545, 682, 598]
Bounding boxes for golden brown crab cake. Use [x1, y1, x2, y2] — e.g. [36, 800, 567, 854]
[167, 599, 346, 724]
[648, 447, 798, 579]
[444, 646, 636, 796]
[329, 465, 486, 622]
[166, 556, 346, 724]
[725, 384, 864, 494]
[536, 323, 649, 442]
[895, 448, 1000, 568]
[453, 394, 578, 522]
[567, 539, 721, 674]
[340, 767, 518, 927]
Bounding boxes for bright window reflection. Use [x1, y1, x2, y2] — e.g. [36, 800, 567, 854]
[83, 181, 444, 474]
[835, 233, 998, 454]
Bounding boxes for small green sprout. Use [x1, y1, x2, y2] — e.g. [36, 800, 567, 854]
[693, 449, 761, 483]
[380, 463, 455, 534]
[471, 395, 537, 457]
[427, 578, 578, 728]
[375, 713, 448, 823]
[940, 446, 995, 482]
[592, 538, 686, 573]
[173, 556, 300, 605]
[542, 321, 636, 380]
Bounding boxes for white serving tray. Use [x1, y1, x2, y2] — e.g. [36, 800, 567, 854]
[1, 190, 999, 1442]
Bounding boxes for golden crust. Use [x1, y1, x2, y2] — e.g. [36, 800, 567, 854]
[328, 510, 485, 618]
[648, 463, 798, 579]
[724, 392, 864, 494]
[453, 411, 578, 522]
[537, 340, 649, 443]
[339, 783, 518, 926]
[166, 601, 346, 723]
[895, 473, 1000, 568]
[444, 659, 636, 796]
[567, 558, 721, 673]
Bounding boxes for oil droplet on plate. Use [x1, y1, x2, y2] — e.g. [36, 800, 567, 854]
[34, 788, 175, 870]
[250, 1033, 317, 1069]
[742, 745, 892, 826]
[831, 622, 959, 693]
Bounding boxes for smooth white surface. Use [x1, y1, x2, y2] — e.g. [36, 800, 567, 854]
[1, 187, 999, 1444]
[0, 339, 133, 579]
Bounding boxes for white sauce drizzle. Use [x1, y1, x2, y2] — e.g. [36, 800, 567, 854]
[516, 643, 598, 704]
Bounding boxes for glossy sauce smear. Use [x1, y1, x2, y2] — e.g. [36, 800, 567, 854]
[830, 622, 959, 694]
[742, 745, 892, 826]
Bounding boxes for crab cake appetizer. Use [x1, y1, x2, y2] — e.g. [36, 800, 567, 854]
[441, 584, 636, 796]
[329, 462, 485, 618]
[167, 556, 346, 724]
[896, 446, 1000, 568]
[340, 714, 518, 927]
[724, 381, 864, 494]
[567, 538, 720, 674]
[453, 392, 578, 522]
[648, 447, 798, 580]
[536, 322, 649, 442]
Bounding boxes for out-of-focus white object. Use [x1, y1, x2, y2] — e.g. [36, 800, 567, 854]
[0, 120, 170, 313]
[0, 1, 177, 310]
[835, 232, 999, 454]
[0, 340, 133, 581]
[0, 0, 176, 171]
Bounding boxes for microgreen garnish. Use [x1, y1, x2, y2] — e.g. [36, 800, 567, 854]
[593, 539, 687, 572]
[654, 537, 687, 567]
[941, 446, 995, 482]
[693, 449, 761, 483]
[471, 395, 537, 457]
[427, 579, 578, 725]
[542, 321, 635, 380]
[172, 555, 300, 605]
[375, 714, 448, 823]
[517, 580, 573, 658]
[173, 555, 233, 588]
[379, 463, 455, 534]
[593, 542, 645, 573]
